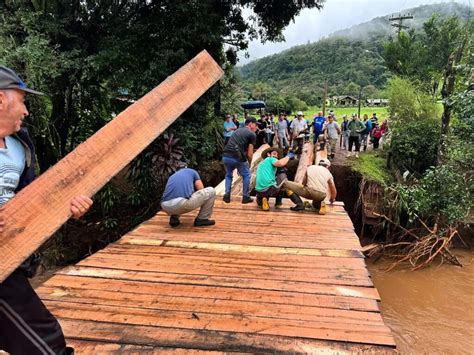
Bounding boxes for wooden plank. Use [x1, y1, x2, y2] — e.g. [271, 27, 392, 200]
[76, 257, 373, 287]
[54, 266, 381, 300]
[38, 286, 383, 324]
[101, 244, 368, 269]
[121, 236, 364, 258]
[67, 339, 221, 354]
[43, 275, 377, 311]
[295, 142, 315, 183]
[59, 319, 396, 354]
[0, 51, 223, 282]
[44, 301, 395, 346]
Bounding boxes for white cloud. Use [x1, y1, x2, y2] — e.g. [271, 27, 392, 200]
[238, 0, 472, 65]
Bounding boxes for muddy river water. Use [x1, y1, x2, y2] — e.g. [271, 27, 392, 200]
[367, 250, 474, 354]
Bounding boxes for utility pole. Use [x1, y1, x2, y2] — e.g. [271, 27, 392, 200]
[389, 13, 413, 35]
[322, 80, 328, 116]
[357, 86, 362, 119]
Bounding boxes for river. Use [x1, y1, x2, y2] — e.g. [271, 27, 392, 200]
[367, 250, 474, 354]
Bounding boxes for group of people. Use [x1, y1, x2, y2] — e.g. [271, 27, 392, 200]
[224, 110, 389, 160]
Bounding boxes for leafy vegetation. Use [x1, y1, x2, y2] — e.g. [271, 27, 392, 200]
[0, 0, 324, 265]
[349, 152, 391, 187]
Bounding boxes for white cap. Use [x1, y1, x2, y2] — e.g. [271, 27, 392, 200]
[297, 111, 304, 116]
[319, 158, 331, 167]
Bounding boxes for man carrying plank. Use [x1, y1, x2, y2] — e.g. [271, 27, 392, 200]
[0, 66, 92, 355]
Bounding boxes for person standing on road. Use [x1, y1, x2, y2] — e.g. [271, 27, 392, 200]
[276, 114, 290, 152]
[324, 114, 341, 160]
[341, 114, 350, 150]
[347, 113, 365, 158]
[223, 113, 237, 146]
[0, 66, 93, 355]
[222, 117, 257, 204]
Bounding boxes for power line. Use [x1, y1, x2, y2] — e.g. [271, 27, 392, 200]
[389, 13, 413, 35]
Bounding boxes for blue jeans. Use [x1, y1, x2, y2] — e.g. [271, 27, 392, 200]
[222, 156, 251, 197]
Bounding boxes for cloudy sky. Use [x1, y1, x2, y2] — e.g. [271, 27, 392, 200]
[238, 0, 472, 65]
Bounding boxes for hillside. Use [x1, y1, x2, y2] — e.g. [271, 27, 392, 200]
[239, 2, 472, 102]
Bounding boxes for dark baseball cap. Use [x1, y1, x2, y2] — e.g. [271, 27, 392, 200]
[245, 116, 257, 125]
[0, 66, 44, 95]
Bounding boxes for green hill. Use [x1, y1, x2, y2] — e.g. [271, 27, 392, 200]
[238, 2, 472, 105]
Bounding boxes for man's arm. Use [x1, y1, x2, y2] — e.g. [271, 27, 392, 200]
[247, 144, 254, 163]
[273, 156, 289, 168]
[328, 180, 337, 203]
[194, 179, 204, 191]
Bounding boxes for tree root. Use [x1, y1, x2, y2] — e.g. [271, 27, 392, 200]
[370, 213, 463, 270]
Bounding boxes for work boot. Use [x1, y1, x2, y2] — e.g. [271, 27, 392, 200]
[194, 218, 216, 227]
[275, 196, 283, 208]
[261, 197, 270, 211]
[169, 215, 180, 227]
[256, 196, 263, 207]
[288, 192, 305, 211]
[223, 193, 230, 203]
[242, 196, 253, 204]
[318, 201, 328, 215]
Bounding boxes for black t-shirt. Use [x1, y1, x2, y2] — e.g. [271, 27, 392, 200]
[223, 127, 256, 162]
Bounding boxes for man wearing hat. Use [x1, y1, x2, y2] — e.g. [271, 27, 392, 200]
[284, 158, 337, 215]
[255, 147, 304, 211]
[0, 66, 93, 354]
[290, 111, 308, 155]
[160, 163, 216, 227]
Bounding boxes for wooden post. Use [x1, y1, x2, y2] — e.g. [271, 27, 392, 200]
[0, 50, 223, 282]
[322, 81, 328, 116]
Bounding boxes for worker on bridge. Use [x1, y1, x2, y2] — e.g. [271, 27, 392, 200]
[0, 66, 93, 355]
[160, 163, 216, 227]
[255, 147, 304, 211]
[284, 158, 337, 215]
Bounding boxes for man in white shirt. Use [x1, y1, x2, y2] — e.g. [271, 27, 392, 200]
[284, 158, 337, 215]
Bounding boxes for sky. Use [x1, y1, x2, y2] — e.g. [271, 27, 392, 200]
[238, 0, 472, 65]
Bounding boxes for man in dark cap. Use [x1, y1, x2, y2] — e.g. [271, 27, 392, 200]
[222, 116, 258, 204]
[0, 66, 93, 354]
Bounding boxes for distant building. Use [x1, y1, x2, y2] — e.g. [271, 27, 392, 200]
[366, 98, 389, 107]
[331, 95, 358, 106]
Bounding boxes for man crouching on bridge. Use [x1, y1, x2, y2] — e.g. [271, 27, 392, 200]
[160, 163, 216, 227]
[255, 147, 304, 211]
[284, 158, 337, 215]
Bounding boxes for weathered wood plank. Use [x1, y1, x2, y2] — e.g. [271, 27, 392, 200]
[45, 301, 395, 345]
[59, 319, 396, 354]
[295, 142, 315, 183]
[0, 51, 223, 282]
[54, 265, 381, 300]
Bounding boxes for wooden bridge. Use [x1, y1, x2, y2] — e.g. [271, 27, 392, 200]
[36, 199, 396, 353]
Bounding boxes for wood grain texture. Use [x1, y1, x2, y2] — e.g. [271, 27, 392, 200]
[295, 142, 315, 184]
[36, 201, 396, 352]
[0, 50, 223, 282]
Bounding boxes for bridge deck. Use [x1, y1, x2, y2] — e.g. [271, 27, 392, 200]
[36, 200, 396, 353]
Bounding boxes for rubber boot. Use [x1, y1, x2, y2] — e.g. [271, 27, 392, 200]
[275, 196, 283, 208]
[287, 191, 304, 211]
[262, 197, 270, 211]
[319, 201, 328, 215]
[256, 195, 263, 207]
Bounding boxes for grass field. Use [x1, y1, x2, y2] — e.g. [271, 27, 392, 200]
[303, 106, 389, 120]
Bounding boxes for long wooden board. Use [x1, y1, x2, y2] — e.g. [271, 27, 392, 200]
[0, 50, 223, 282]
[295, 142, 315, 183]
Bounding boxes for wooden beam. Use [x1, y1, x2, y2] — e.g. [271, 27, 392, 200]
[0, 50, 223, 282]
[294, 142, 314, 184]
